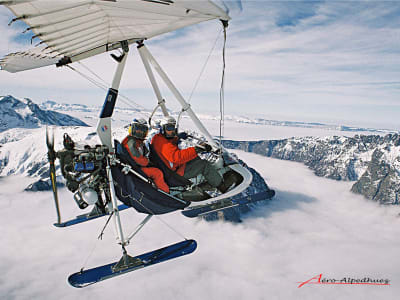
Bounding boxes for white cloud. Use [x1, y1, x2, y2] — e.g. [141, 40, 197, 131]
[1, 148, 400, 299]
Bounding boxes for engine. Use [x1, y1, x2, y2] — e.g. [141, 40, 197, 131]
[57, 133, 110, 210]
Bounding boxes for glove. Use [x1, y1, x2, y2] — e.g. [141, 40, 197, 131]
[203, 143, 212, 152]
[195, 142, 212, 153]
[177, 132, 189, 140]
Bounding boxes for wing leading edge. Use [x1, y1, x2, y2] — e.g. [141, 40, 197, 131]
[0, 0, 230, 72]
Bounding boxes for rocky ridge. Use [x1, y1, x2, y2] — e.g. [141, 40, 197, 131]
[0, 124, 274, 222]
[0, 95, 88, 132]
[222, 134, 400, 204]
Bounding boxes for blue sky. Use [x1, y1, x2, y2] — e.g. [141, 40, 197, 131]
[0, 1, 399, 130]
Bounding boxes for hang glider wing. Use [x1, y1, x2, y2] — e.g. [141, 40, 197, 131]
[0, 0, 230, 72]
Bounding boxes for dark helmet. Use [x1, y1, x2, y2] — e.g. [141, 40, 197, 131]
[63, 133, 75, 150]
[129, 118, 148, 140]
[160, 116, 177, 139]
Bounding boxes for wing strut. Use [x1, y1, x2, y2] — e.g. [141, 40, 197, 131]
[94, 40, 131, 248]
[137, 41, 169, 117]
[136, 42, 253, 205]
[96, 41, 129, 152]
[136, 43, 218, 149]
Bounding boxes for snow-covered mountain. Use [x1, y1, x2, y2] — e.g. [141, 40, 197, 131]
[2, 95, 398, 210]
[40, 100, 146, 114]
[40, 100, 94, 112]
[0, 127, 96, 178]
[0, 95, 88, 132]
[0, 125, 273, 221]
[222, 134, 400, 204]
[38, 98, 397, 135]
[199, 114, 396, 134]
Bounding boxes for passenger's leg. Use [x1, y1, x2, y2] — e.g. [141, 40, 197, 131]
[142, 167, 170, 193]
[183, 157, 222, 188]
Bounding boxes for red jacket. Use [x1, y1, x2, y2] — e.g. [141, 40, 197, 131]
[151, 133, 197, 176]
[122, 135, 170, 193]
[121, 136, 149, 167]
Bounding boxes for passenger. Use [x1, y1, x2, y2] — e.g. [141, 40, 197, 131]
[151, 116, 237, 193]
[122, 118, 170, 193]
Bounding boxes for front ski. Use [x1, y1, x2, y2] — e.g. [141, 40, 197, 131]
[68, 239, 197, 288]
[54, 204, 130, 227]
[182, 190, 275, 218]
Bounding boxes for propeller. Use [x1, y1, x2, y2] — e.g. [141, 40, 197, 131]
[46, 126, 61, 224]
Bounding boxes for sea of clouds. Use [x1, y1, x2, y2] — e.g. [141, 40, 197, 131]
[1, 149, 400, 299]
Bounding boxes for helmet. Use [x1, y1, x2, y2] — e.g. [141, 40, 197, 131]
[63, 133, 75, 150]
[160, 116, 176, 127]
[129, 118, 148, 140]
[160, 116, 177, 138]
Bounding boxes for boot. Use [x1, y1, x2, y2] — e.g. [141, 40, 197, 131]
[217, 170, 241, 194]
[178, 186, 210, 202]
[197, 181, 214, 192]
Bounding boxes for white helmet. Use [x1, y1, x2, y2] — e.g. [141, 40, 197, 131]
[160, 116, 176, 126]
[160, 116, 177, 138]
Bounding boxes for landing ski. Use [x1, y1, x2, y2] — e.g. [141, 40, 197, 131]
[182, 190, 275, 218]
[68, 239, 197, 288]
[54, 204, 130, 227]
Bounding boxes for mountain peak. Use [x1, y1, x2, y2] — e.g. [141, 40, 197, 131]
[0, 95, 88, 133]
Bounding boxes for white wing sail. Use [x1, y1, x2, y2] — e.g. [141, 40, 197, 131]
[0, 0, 230, 72]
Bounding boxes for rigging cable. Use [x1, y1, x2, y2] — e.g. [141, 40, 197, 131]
[77, 61, 110, 87]
[79, 212, 111, 271]
[177, 27, 222, 128]
[219, 20, 228, 150]
[188, 28, 222, 104]
[114, 182, 188, 241]
[65, 63, 152, 118]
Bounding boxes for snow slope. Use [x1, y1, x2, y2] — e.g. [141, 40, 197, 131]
[0, 95, 88, 132]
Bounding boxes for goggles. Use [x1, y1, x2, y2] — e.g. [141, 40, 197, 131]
[131, 123, 148, 139]
[132, 123, 148, 132]
[164, 124, 176, 131]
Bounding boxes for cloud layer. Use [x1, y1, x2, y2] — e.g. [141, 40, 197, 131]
[1, 148, 400, 299]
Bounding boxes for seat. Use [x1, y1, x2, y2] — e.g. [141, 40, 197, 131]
[148, 144, 191, 187]
[112, 140, 190, 214]
[114, 140, 148, 179]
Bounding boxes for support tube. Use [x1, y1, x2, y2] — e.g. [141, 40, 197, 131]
[139, 45, 218, 148]
[96, 48, 128, 151]
[106, 162, 126, 246]
[137, 44, 169, 117]
[126, 215, 153, 244]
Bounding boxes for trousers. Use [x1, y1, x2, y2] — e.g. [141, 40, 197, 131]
[183, 157, 222, 187]
[142, 167, 170, 193]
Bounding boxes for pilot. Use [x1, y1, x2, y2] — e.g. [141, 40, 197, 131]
[151, 116, 237, 193]
[122, 118, 170, 193]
